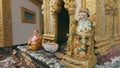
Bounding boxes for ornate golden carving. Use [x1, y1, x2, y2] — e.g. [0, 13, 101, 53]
[95, 0, 110, 54]
[0, 0, 13, 47]
[43, 0, 52, 40]
[43, 0, 120, 66]
[50, 0, 63, 41]
[0, 0, 4, 46]
[43, 0, 76, 41]
[95, 0, 120, 54]
[63, 0, 76, 15]
[43, 0, 97, 67]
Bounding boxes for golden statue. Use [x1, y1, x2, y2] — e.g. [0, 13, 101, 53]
[61, 8, 97, 68]
[26, 29, 42, 50]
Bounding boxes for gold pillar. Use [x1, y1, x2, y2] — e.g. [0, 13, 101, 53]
[0, 0, 4, 46]
[43, 0, 47, 34]
[0, 0, 13, 47]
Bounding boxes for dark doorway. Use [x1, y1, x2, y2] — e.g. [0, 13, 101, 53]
[57, 3, 69, 46]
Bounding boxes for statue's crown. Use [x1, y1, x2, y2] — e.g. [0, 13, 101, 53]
[79, 8, 90, 17]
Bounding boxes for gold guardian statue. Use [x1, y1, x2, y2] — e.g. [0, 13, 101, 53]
[61, 8, 97, 68]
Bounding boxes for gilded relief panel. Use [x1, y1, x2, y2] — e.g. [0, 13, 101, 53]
[95, 0, 120, 54]
[105, 0, 120, 46]
[95, 0, 112, 54]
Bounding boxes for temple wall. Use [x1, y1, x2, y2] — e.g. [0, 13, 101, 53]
[11, 0, 40, 45]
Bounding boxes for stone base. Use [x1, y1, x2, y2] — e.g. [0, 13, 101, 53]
[17, 46, 66, 68]
[61, 55, 97, 68]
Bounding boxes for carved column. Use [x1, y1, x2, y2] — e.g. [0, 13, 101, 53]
[0, 0, 4, 46]
[43, 0, 63, 41]
[43, 0, 47, 34]
[50, 0, 63, 41]
[43, 0, 56, 41]
[0, 0, 13, 47]
[43, 0, 49, 40]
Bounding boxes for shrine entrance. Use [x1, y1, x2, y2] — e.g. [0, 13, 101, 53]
[57, 4, 69, 44]
[43, 0, 75, 46]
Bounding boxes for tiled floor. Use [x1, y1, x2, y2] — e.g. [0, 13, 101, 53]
[0, 46, 32, 68]
[0, 55, 35, 68]
[0, 57, 16, 68]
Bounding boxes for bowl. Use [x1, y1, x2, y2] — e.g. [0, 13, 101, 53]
[42, 43, 58, 52]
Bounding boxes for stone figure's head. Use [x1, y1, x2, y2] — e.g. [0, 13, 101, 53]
[78, 8, 90, 20]
[33, 29, 39, 35]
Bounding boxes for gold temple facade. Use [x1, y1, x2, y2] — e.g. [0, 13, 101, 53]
[0, 0, 120, 68]
[43, 0, 120, 55]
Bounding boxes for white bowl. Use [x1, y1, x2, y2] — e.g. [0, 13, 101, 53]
[42, 43, 58, 52]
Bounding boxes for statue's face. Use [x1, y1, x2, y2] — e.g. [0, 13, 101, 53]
[33, 30, 39, 35]
[79, 12, 88, 20]
[33, 31, 37, 35]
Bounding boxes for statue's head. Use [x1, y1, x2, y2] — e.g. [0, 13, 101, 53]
[33, 29, 39, 35]
[78, 8, 90, 20]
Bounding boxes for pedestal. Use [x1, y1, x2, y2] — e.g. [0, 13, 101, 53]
[61, 55, 97, 68]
